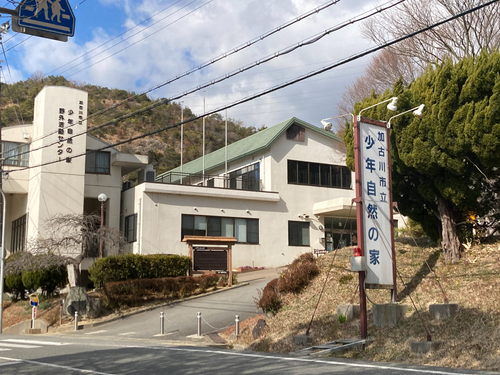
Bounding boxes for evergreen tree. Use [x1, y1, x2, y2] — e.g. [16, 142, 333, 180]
[345, 50, 500, 263]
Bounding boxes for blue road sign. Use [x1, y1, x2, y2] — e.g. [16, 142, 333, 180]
[17, 0, 75, 37]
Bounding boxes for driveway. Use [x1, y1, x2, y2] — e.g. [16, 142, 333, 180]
[64, 268, 282, 341]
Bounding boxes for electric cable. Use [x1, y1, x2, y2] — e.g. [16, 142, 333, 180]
[18, 0, 404, 158]
[49, 0, 199, 77]
[4, 0, 498, 173]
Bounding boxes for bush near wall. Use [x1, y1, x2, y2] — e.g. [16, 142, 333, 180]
[4, 252, 68, 299]
[258, 252, 319, 313]
[104, 274, 223, 306]
[88, 253, 192, 286]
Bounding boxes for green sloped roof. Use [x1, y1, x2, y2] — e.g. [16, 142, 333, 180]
[156, 117, 343, 178]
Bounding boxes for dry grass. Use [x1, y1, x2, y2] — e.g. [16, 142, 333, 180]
[2, 297, 63, 328]
[222, 238, 500, 372]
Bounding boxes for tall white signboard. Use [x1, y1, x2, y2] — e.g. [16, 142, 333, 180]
[358, 119, 395, 288]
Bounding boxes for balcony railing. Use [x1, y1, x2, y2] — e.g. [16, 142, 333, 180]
[156, 172, 263, 191]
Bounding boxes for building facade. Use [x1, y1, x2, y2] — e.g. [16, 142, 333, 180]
[122, 118, 369, 268]
[2, 86, 148, 264]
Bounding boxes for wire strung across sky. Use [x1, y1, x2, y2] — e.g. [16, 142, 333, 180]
[6, 0, 498, 175]
[17, 0, 403, 160]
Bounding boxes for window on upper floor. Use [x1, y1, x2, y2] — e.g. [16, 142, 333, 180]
[86, 150, 110, 174]
[287, 160, 351, 189]
[181, 214, 259, 244]
[226, 163, 260, 191]
[11, 214, 27, 253]
[286, 124, 305, 142]
[2, 142, 29, 167]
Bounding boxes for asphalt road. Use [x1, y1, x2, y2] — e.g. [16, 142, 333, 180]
[0, 335, 499, 375]
[65, 268, 280, 341]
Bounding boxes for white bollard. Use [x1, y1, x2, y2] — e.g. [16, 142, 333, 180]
[235, 315, 240, 338]
[160, 312, 165, 335]
[197, 312, 202, 337]
[74, 311, 78, 331]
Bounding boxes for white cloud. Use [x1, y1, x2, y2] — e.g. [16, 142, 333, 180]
[6, 0, 381, 128]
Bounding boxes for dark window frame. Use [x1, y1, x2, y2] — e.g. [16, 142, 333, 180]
[287, 160, 352, 189]
[85, 150, 111, 174]
[124, 214, 137, 243]
[11, 214, 27, 253]
[288, 221, 310, 246]
[181, 214, 259, 244]
[2, 142, 29, 167]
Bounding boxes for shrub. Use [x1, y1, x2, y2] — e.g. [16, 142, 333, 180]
[257, 252, 319, 314]
[4, 253, 67, 298]
[88, 253, 192, 286]
[277, 253, 319, 294]
[257, 278, 282, 314]
[5, 272, 24, 300]
[104, 274, 223, 306]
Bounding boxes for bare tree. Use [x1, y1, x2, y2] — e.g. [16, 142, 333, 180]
[28, 213, 127, 264]
[336, 49, 420, 131]
[361, 0, 500, 68]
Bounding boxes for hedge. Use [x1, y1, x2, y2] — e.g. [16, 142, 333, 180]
[104, 274, 222, 306]
[89, 253, 192, 286]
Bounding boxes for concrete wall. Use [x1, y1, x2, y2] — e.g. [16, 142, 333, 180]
[123, 125, 356, 268]
[27, 86, 88, 251]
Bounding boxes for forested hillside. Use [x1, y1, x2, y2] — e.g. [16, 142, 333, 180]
[0, 74, 258, 175]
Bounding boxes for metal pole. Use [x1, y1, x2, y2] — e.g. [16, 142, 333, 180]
[197, 312, 201, 337]
[235, 315, 239, 338]
[180, 102, 184, 180]
[99, 201, 103, 258]
[31, 306, 35, 329]
[202, 91, 205, 184]
[0, 188, 6, 334]
[160, 312, 164, 335]
[74, 311, 78, 331]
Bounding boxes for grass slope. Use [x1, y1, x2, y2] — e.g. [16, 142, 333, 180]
[224, 238, 500, 371]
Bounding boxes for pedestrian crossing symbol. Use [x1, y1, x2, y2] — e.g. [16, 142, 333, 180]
[17, 0, 75, 37]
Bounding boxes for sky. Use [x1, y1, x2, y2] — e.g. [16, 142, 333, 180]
[0, 0, 383, 129]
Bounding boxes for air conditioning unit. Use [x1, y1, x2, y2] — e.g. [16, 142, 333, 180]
[122, 181, 132, 191]
[138, 165, 156, 183]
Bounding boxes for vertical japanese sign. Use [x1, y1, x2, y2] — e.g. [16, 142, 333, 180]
[56, 100, 85, 163]
[357, 118, 395, 288]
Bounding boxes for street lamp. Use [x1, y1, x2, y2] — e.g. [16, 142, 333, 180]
[386, 104, 425, 128]
[98, 193, 107, 258]
[320, 113, 354, 131]
[358, 96, 398, 120]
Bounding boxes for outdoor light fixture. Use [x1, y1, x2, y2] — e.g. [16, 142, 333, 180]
[358, 97, 398, 120]
[98, 193, 107, 258]
[320, 113, 354, 131]
[386, 104, 425, 129]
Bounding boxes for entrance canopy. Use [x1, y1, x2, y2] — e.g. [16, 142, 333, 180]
[312, 197, 355, 217]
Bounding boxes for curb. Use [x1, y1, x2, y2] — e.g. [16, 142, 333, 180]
[49, 282, 250, 333]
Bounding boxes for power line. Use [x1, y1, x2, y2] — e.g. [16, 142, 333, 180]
[64, 0, 214, 78]
[45, 0, 191, 77]
[20, 0, 387, 157]
[8, 0, 498, 174]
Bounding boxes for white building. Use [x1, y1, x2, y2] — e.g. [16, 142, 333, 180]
[2, 86, 148, 266]
[122, 118, 364, 269]
[3, 86, 401, 273]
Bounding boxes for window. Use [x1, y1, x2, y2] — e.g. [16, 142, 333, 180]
[86, 150, 110, 174]
[124, 214, 137, 243]
[288, 221, 310, 246]
[227, 163, 260, 191]
[2, 142, 29, 167]
[181, 215, 259, 244]
[287, 160, 352, 189]
[286, 124, 305, 141]
[11, 214, 27, 252]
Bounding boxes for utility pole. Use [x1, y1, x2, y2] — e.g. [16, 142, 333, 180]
[0, 20, 10, 334]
